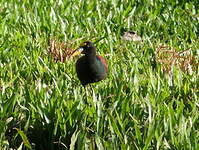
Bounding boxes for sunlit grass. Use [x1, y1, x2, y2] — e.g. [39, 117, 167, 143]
[0, 0, 198, 149]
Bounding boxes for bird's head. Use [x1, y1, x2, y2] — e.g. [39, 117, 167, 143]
[71, 41, 96, 57]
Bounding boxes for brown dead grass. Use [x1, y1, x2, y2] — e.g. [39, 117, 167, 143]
[48, 38, 83, 62]
[156, 45, 198, 74]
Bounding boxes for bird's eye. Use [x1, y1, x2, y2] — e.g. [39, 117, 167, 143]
[80, 42, 87, 47]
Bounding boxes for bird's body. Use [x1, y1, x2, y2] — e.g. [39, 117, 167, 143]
[76, 55, 107, 86]
[72, 41, 108, 86]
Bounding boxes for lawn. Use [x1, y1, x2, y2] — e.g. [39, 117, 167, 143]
[0, 0, 198, 149]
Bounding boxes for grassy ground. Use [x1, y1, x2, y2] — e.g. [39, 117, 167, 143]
[0, 0, 198, 149]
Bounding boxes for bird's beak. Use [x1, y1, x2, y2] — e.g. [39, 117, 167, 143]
[71, 47, 84, 57]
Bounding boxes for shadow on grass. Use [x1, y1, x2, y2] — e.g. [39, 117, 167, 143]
[6, 120, 75, 150]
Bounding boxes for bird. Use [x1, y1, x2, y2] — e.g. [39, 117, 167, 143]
[71, 41, 108, 86]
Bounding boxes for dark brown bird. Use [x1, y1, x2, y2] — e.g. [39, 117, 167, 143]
[71, 41, 108, 86]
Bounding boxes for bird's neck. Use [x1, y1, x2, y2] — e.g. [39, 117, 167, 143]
[85, 47, 96, 61]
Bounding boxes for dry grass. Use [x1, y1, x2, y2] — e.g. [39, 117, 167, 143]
[48, 39, 74, 62]
[48, 39, 84, 62]
[156, 45, 198, 74]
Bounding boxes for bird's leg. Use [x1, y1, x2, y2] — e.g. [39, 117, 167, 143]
[90, 84, 99, 109]
[84, 85, 95, 106]
[88, 84, 93, 96]
[83, 86, 89, 105]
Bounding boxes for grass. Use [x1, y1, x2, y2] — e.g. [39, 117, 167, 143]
[0, 0, 198, 149]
